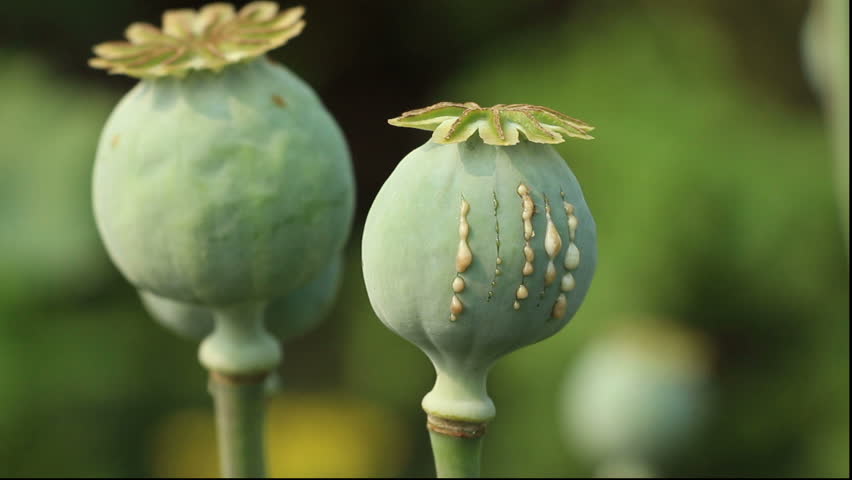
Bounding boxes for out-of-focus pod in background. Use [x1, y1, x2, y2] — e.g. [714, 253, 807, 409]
[561, 320, 712, 477]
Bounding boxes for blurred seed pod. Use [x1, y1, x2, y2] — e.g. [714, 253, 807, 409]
[91, 3, 356, 308]
[560, 320, 713, 470]
[139, 254, 344, 342]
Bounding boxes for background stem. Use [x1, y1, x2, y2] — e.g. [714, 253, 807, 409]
[595, 456, 656, 478]
[823, 0, 849, 256]
[210, 373, 268, 478]
[429, 430, 483, 478]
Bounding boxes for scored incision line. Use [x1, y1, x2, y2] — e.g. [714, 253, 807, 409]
[487, 191, 501, 302]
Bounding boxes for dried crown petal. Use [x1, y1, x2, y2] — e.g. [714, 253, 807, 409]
[88, 1, 305, 78]
[388, 102, 595, 146]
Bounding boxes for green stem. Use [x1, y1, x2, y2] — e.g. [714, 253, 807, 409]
[211, 373, 268, 478]
[429, 430, 483, 478]
[823, 0, 849, 256]
[595, 456, 655, 478]
[198, 302, 282, 478]
[805, 0, 849, 255]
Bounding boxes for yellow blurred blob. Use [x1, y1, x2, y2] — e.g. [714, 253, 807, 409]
[150, 391, 409, 478]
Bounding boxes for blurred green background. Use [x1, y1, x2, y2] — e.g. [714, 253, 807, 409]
[0, 0, 848, 477]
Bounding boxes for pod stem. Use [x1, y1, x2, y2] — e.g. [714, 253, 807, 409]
[210, 372, 269, 478]
[805, 0, 849, 254]
[823, 0, 849, 256]
[594, 456, 656, 478]
[428, 415, 487, 478]
[198, 302, 282, 478]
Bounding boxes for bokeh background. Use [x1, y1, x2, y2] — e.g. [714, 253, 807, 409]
[0, 0, 848, 477]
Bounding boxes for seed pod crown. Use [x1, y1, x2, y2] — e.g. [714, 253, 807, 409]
[89, 2, 305, 78]
[388, 102, 594, 145]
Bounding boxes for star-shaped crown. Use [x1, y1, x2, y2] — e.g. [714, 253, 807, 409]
[89, 2, 304, 78]
[389, 102, 594, 146]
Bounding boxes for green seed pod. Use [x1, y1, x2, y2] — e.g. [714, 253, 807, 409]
[139, 254, 344, 342]
[362, 102, 597, 431]
[91, 3, 353, 305]
[89, 3, 355, 375]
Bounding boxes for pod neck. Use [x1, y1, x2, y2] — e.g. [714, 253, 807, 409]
[198, 301, 282, 376]
[422, 362, 496, 424]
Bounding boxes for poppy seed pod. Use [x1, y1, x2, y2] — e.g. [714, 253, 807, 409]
[561, 322, 711, 476]
[139, 254, 344, 342]
[362, 102, 597, 428]
[89, 3, 355, 375]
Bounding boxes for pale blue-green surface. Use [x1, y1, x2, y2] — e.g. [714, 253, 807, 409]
[362, 137, 596, 422]
[139, 254, 344, 342]
[93, 57, 355, 306]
